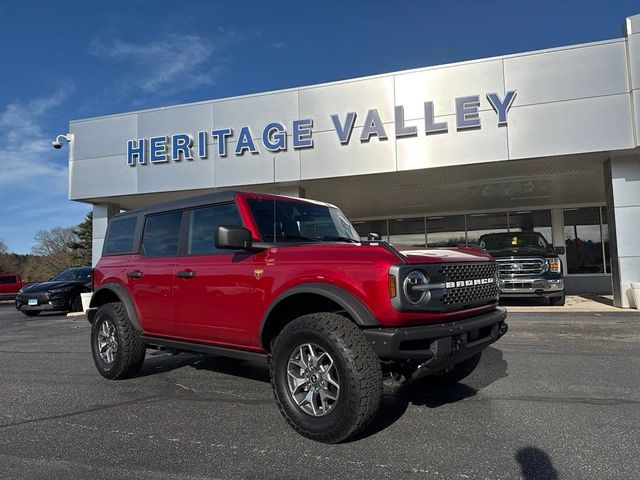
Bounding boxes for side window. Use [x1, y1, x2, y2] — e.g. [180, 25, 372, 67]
[188, 203, 243, 255]
[104, 217, 137, 254]
[0, 276, 17, 284]
[142, 211, 183, 257]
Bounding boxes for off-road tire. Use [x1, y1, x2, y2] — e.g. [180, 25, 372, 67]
[271, 313, 382, 443]
[91, 302, 146, 380]
[429, 352, 482, 385]
[22, 311, 41, 317]
[550, 293, 565, 306]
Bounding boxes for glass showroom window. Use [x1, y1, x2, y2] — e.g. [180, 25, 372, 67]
[426, 215, 466, 247]
[563, 207, 605, 274]
[601, 207, 611, 274]
[466, 212, 508, 245]
[389, 217, 426, 247]
[508, 210, 553, 244]
[352, 220, 388, 241]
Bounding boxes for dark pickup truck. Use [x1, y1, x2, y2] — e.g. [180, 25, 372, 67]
[478, 232, 565, 306]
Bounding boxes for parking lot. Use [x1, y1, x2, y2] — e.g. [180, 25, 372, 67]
[0, 303, 639, 480]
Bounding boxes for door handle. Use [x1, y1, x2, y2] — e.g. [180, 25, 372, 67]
[176, 270, 196, 279]
[127, 271, 144, 279]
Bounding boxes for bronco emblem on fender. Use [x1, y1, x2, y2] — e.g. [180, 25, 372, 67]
[254, 269, 264, 280]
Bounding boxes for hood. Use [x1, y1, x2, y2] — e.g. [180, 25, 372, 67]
[397, 247, 493, 264]
[486, 248, 557, 259]
[20, 281, 86, 293]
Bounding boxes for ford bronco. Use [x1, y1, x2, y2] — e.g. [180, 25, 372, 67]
[88, 191, 508, 443]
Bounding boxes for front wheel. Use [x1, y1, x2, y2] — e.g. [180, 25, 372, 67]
[91, 302, 146, 379]
[271, 313, 382, 443]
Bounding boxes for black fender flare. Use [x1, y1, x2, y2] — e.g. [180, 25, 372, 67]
[259, 282, 379, 347]
[88, 282, 142, 332]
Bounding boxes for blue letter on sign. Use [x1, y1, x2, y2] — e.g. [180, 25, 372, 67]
[235, 127, 259, 155]
[211, 128, 233, 157]
[486, 90, 517, 126]
[263, 122, 287, 152]
[127, 139, 147, 165]
[293, 119, 313, 149]
[171, 134, 193, 161]
[197, 131, 207, 159]
[455, 96, 481, 130]
[150, 136, 169, 163]
[331, 112, 357, 144]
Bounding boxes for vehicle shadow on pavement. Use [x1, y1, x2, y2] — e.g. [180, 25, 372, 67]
[354, 347, 509, 440]
[138, 351, 271, 383]
[515, 446, 559, 480]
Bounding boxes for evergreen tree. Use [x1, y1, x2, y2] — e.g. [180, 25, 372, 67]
[68, 211, 93, 267]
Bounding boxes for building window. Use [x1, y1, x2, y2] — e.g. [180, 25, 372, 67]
[352, 220, 387, 241]
[601, 207, 611, 274]
[508, 210, 552, 244]
[563, 207, 605, 274]
[466, 212, 508, 245]
[389, 217, 425, 247]
[426, 215, 466, 247]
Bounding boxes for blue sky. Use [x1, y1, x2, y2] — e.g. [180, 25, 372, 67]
[0, 0, 638, 254]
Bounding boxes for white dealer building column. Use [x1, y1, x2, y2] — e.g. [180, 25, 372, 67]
[92, 204, 118, 267]
[606, 15, 640, 308]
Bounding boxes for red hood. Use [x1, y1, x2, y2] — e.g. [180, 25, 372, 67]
[397, 247, 492, 264]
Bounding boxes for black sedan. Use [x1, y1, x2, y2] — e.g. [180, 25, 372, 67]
[15, 267, 91, 317]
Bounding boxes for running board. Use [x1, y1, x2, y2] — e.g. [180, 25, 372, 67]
[139, 335, 270, 364]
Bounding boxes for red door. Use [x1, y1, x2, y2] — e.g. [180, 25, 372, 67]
[127, 256, 175, 337]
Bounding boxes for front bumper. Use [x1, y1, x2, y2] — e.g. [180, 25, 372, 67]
[15, 293, 67, 312]
[499, 278, 563, 297]
[363, 307, 508, 377]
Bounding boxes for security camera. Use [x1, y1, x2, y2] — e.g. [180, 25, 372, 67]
[52, 133, 73, 150]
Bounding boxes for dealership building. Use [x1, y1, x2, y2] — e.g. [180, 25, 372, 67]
[67, 14, 640, 308]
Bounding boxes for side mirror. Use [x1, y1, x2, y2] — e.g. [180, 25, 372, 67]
[216, 225, 253, 250]
[554, 246, 565, 255]
[367, 232, 381, 241]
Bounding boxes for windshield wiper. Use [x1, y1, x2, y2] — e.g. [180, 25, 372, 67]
[319, 235, 359, 243]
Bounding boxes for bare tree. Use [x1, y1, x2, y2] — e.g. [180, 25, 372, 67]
[32, 227, 76, 274]
[0, 239, 8, 255]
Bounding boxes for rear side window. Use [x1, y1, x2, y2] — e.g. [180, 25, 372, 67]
[187, 203, 243, 255]
[104, 217, 138, 255]
[142, 211, 183, 257]
[0, 276, 17, 284]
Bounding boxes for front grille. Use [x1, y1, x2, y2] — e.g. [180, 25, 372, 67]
[438, 262, 499, 307]
[438, 262, 498, 282]
[503, 282, 545, 289]
[496, 258, 545, 276]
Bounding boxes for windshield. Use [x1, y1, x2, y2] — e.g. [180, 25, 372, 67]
[247, 198, 360, 243]
[479, 232, 551, 254]
[51, 268, 91, 282]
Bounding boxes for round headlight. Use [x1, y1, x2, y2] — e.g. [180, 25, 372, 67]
[403, 270, 430, 305]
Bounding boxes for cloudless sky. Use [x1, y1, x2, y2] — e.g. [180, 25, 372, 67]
[0, 0, 638, 254]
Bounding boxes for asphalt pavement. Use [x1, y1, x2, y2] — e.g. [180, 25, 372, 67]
[0, 303, 639, 480]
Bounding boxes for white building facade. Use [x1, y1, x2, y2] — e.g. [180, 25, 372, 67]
[68, 14, 640, 308]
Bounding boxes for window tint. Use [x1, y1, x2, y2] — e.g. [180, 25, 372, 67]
[466, 212, 508, 245]
[563, 207, 604, 274]
[352, 220, 388, 241]
[104, 217, 137, 254]
[426, 215, 466, 247]
[142, 211, 183, 257]
[508, 210, 552, 244]
[389, 217, 425, 247]
[51, 268, 91, 282]
[188, 204, 243, 254]
[0, 276, 17, 284]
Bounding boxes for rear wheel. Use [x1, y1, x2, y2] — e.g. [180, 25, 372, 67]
[428, 352, 482, 385]
[22, 311, 41, 317]
[91, 302, 146, 379]
[271, 313, 382, 443]
[550, 293, 565, 306]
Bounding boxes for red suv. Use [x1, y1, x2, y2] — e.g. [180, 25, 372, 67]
[88, 191, 508, 443]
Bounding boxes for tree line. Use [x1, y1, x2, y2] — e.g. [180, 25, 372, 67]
[0, 212, 92, 281]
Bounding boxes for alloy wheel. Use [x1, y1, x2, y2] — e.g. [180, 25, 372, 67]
[97, 320, 118, 364]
